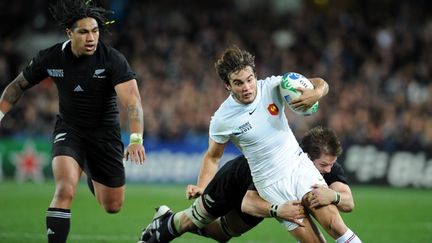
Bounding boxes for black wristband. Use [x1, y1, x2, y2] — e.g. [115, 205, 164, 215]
[333, 192, 341, 205]
[270, 204, 279, 217]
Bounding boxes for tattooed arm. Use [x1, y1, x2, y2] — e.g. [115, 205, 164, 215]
[0, 73, 35, 119]
[115, 79, 146, 164]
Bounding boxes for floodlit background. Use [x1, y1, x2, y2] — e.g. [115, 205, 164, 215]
[0, 0, 431, 242]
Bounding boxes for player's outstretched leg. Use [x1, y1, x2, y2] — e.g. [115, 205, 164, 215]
[303, 191, 362, 243]
[138, 205, 178, 243]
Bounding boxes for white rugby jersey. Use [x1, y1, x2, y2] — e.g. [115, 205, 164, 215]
[210, 75, 302, 188]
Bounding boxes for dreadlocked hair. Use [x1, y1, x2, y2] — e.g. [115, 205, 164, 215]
[49, 0, 114, 32]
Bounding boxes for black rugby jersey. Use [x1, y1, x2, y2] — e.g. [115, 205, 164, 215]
[323, 162, 348, 185]
[23, 40, 136, 128]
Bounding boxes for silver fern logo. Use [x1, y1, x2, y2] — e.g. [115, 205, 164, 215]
[93, 69, 106, 78]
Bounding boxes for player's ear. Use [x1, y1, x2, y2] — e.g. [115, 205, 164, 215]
[66, 29, 72, 39]
[225, 83, 231, 91]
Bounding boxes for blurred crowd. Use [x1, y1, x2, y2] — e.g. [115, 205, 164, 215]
[0, 0, 431, 152]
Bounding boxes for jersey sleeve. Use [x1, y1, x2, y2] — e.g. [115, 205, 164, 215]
[324, 163, 349, 185]
[209, 115, 230, 144]
[108, 48, 136, 86]
[22, 49, 50, 85]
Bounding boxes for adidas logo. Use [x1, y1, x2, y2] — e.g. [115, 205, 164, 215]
[47, 228, 55, 235]
[74, 85, 84, 92]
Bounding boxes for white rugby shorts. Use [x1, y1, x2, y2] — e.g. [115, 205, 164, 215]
[258, 152, 327, 231]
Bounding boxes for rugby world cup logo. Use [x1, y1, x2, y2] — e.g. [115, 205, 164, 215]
[288, 72, 303, 80]
[281, 73, 298, 94]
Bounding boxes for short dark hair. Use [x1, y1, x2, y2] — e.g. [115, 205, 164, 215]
[300, 126, 343, 161]
[214, 46, 256, 85]
[49, 0, 113, 32]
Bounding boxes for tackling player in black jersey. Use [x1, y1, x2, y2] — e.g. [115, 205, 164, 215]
[138, 126, 355, 243]
[0, 1, 146, 242]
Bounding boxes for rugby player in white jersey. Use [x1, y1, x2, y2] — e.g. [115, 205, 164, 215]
[189, 46, 361, 243]
[138, 126, 355, 243]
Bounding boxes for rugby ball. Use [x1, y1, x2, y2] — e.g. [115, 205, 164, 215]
[279, 72, 319, 116]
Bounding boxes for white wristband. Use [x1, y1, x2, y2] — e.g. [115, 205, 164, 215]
[130, 133, 143, 145]
[0, 110, 4, 122]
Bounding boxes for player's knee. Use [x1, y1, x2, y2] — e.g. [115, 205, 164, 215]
[104, 206, 121, 214]
[96, 188, 125, 213]
[316, 213, 346, 238]
[102, 200, 123, 214]
[303, 195, 348, 238]
[327, 215, 346, 236]
[53, 184, 76, 203]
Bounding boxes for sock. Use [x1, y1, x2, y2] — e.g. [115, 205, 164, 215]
[174, 212, 208, 238]
[46, 208, 71, 243]
[167, 213, 180, 237]
[172, 213, 183, 234]
[152, 213, 179, 242]
[336, 228, 362, 243]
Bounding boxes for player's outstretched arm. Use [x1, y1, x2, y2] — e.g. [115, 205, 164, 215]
[241, 190, 305, 226]
[0, 73, 34, 122]
[309, 182, 355, 212]
[196, 139, 225, 190]
[115, 79, 146, 164]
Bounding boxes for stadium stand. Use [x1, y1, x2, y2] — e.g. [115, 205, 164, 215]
[1, 0, 432, 153]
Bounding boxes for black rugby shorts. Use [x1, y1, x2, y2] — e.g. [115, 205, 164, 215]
[51, 117, 125, 187]
[202, 170, 263, 227]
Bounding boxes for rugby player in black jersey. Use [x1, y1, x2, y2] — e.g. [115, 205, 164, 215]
[0, 1, 145, 242]
[138, 126, 354, 243]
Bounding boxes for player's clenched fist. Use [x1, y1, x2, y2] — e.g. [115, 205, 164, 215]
[186, 185, 203, 200]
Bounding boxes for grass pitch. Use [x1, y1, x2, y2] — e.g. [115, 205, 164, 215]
[0, 181, 431, 243]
